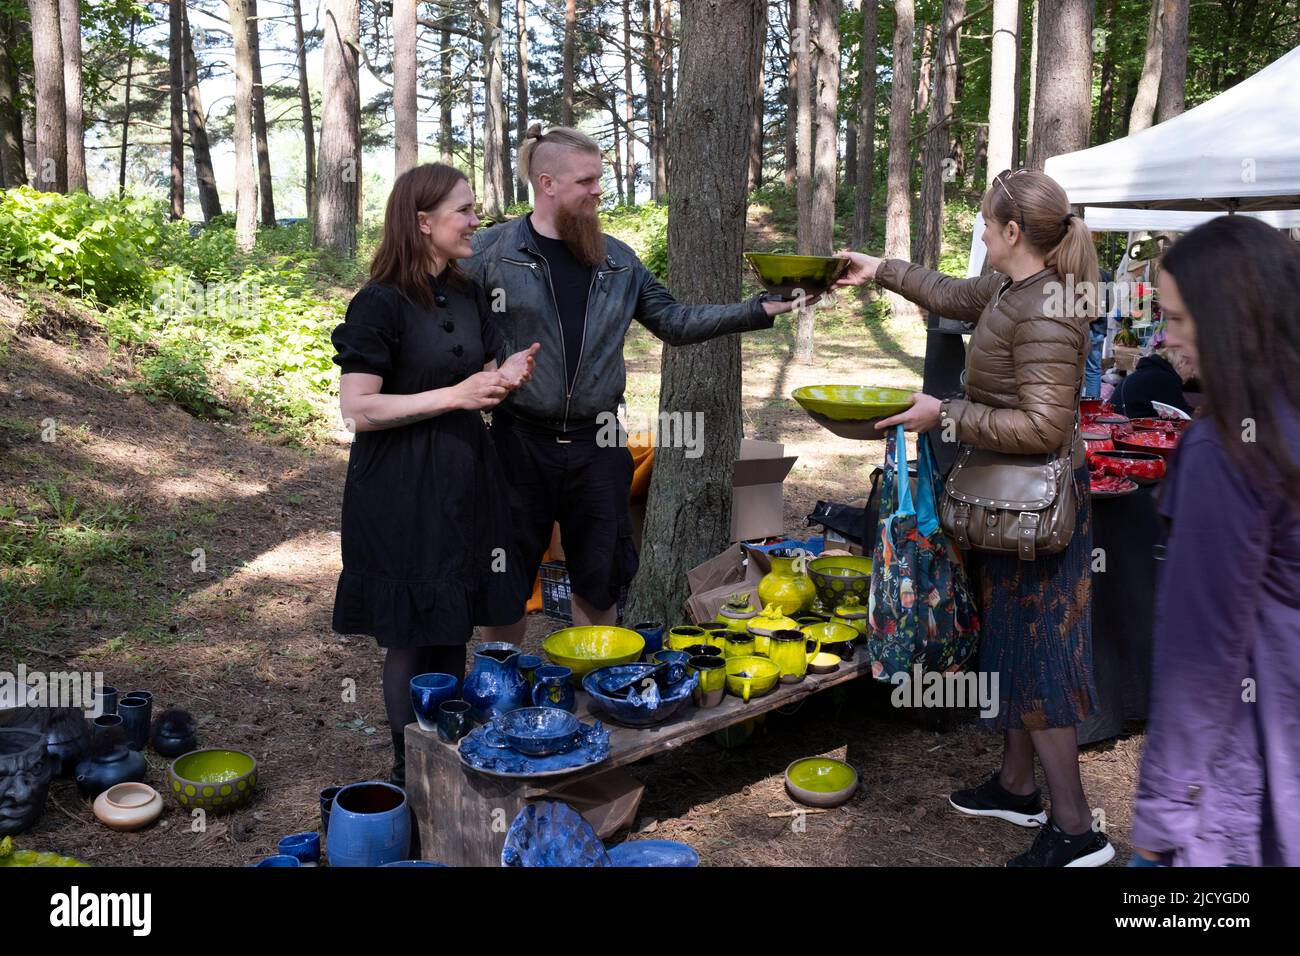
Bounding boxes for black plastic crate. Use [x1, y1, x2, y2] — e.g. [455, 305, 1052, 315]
[539, 560, 626, 625]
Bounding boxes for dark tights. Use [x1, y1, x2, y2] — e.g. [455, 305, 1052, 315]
[382, 644, 468, 783]
[999, 726, 1092, 834]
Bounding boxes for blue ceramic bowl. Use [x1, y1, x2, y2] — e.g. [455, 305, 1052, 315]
[278, 831, 321, 864]
[651, 649, 691, 685]
[410, 673, 459, 732]
[583, 665, 697, 727]
[606, 839, 700, 867]
[494, 707, 581, 757]
[253, 855, 301, 867]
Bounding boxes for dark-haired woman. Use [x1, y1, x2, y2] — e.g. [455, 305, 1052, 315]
[835, 169, 1113, 867]
[1131, 217, 1300, 867]
[330, 163, 539, 787]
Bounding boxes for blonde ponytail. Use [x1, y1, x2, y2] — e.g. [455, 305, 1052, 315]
[1049, 214, 1101, 320]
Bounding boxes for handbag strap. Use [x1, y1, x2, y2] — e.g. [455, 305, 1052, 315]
[884, 424, 914, 541]
[915, 434, 941, 537]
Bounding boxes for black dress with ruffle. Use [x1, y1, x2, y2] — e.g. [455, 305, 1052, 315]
[330, 272, 526, 648]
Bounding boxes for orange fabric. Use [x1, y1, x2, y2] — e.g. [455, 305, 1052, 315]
[524, 432, 656, 613]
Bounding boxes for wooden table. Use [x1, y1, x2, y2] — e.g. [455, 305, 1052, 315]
[405, 655, 874, 866]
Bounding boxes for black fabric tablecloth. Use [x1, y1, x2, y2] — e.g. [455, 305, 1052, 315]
[1078, 484, 1160, 744]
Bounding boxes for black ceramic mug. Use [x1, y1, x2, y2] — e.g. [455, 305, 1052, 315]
[319, 786, 341, 834]
[117, 697, 151, 751]
[436, 700, 471, 745]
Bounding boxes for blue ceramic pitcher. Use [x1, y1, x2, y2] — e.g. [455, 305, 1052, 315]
[463, 643, 531, 723]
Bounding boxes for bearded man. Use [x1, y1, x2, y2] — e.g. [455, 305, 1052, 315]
[465, 124, 802, 635]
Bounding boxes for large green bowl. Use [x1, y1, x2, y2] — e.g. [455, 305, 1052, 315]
[724, 656, 781, 702]
[542, 626, 646, 682]
[807, 555, 874, 609]
[785, 757, 859, 808]
[166, 749, 258, 813]
[792, 385, 914, 441]
[744, 253, 850, 300]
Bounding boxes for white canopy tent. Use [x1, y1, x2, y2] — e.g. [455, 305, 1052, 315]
[965, 44, 1300, 276]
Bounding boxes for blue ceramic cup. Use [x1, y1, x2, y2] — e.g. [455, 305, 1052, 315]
[278, 831, 321, 865]
[632, 621, 665, 657]
[254, 855, 301, 867]
[651, 649, 690, 686]
[531, 665, 575, 712]
[410, 673, 459, 732]
[517, 655, 543, 686]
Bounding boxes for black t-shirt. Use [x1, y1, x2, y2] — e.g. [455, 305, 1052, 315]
[527, 214, 591, 390]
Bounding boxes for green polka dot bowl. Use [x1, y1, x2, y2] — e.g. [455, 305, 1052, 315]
[166, 749, 259, 813]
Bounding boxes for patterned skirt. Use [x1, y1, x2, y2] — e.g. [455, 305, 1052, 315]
[969, 464, 1098, 731]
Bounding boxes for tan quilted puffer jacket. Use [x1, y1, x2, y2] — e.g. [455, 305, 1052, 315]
[875, 259, 1087, 465]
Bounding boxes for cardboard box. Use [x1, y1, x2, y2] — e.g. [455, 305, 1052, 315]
[1113, 345, 1143, 374]
[683, 542, 763, 624]
[731, 438, 798, 542]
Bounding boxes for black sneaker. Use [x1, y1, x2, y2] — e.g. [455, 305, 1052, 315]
[949, 771, 1048, 827]
[1007, 819, 1116, 867]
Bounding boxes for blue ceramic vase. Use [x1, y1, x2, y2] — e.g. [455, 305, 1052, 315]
[462, 643, 530, 723]
[531, 665, 575, 712]
[325, 782, 411, 867]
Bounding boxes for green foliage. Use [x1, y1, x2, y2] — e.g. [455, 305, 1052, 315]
[603, 202, 668, 281]
[0, 187, 163, 302]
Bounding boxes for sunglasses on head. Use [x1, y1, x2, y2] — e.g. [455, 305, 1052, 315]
[993, 168, 1027, 230]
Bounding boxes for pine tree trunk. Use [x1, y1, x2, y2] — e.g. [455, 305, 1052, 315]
[623, 0, 636, 203]
[182, 4, 222, 221]
[1129, 0, 1163, 134]
[28, 0, 67, 192]
[439, 22, 453, 163]
[652, 0, 668, 192]
[1024, 0, 1039, 163]
[747, 4, 766, 192]
[916, 0, 963, 270]
[986, 0, 1017, 183]
[852, 0, 878, 247]
[612, 102, 625, 204]
[168, 0, 184, 215]
[662, 0, 674, 128]
[783, 9, 797, 188]
[914, 22, 934, 119]
[1027, 0, 1092, 170]
[624, 0, 766, 630]
[642, 0, 666, 200]
[313, 0, 359, 256]
[515, 0, 530, 200]
[809, 0, 839, 259]
[794, 0, 812, 253]
[231, 0, 257, 249]
[291, 0, 314, 219]
[562, 0, 576, 125]
[883, 0, 917, 322]
[393, 0, 417, 178]
[845, 119, 856, 190]
[60, 0, 84, 191]
[481, 0, 506, 218]
[1093, 0, 1116, 144]
[1156, 0, 1188, 122]
[248, 0, 275, 225]
[0, 11, 27, 187]
[118, 15, 134, 196]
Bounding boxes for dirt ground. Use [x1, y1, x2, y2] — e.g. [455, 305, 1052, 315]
[0, 274, 1143, 867]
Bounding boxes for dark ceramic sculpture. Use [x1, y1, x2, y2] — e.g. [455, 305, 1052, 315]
[150, 709, 198, 758]
[75, 728, 148, 798]
[0, 706, 90, 778]
[0, 728, 53, 837]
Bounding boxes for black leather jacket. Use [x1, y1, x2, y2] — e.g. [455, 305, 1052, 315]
[464, 215, 773, 432]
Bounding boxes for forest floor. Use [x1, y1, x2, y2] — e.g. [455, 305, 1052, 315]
[0, 201, 1143, 867]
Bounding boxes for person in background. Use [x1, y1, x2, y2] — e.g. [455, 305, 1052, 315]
[835, 168, 1113, 867]
[1082, 267, 1113, 398]
[464, 125, 806, 639]
[330, 163, 539, 788]
[1130, 216, 1300, 866]
[1110, 343, 1195, 419]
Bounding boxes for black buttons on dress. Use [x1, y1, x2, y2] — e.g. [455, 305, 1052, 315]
[451, 345, 464, 357]
[435, 294, 448, 307]
[442, 320, 455, 333]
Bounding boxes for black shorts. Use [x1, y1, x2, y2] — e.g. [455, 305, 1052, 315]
[491, 416, 640, 611]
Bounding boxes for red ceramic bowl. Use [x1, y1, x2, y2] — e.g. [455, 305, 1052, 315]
[1091, 450, 1165, 485]
[1116, 429, 1180, 460]
[1130, 417, 1190, 433]
[1080, 399, 1113, 418]
[1089, 473, 1138, 498]
[1082, 431, 1115, 467]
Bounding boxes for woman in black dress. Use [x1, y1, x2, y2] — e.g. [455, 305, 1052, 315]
[331, 163, 539, 786]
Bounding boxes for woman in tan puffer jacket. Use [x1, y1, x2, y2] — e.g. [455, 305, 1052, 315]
[836, 169, 1111, 867]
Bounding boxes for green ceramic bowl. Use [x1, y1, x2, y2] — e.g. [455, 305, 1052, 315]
[166, 749, 258, 813]
[792, 385, 914, 441]
[807, 555, 874, 608]
[744, 253, 850, 300]
[542, 626, 646, 682]
[785, 757, 859, 808]
[724, 656, 781, 702]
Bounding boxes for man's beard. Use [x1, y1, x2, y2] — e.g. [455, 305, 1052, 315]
[555, 202, 606, 268]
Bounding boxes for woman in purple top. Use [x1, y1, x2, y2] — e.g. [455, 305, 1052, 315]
[1132, 216, 1300, 866]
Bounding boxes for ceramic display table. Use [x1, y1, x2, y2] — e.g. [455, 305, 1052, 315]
[406, 653, 874, 866]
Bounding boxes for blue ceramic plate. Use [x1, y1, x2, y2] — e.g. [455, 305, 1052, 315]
[501, 800, 610, 867]
[605, 839, 700, 867]
[458, 719, 611, 779]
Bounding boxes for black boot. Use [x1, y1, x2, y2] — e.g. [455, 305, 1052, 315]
[390, 731, 406, 790]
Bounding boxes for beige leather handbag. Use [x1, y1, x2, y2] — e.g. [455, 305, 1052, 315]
[939, 418, 1080, 561]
